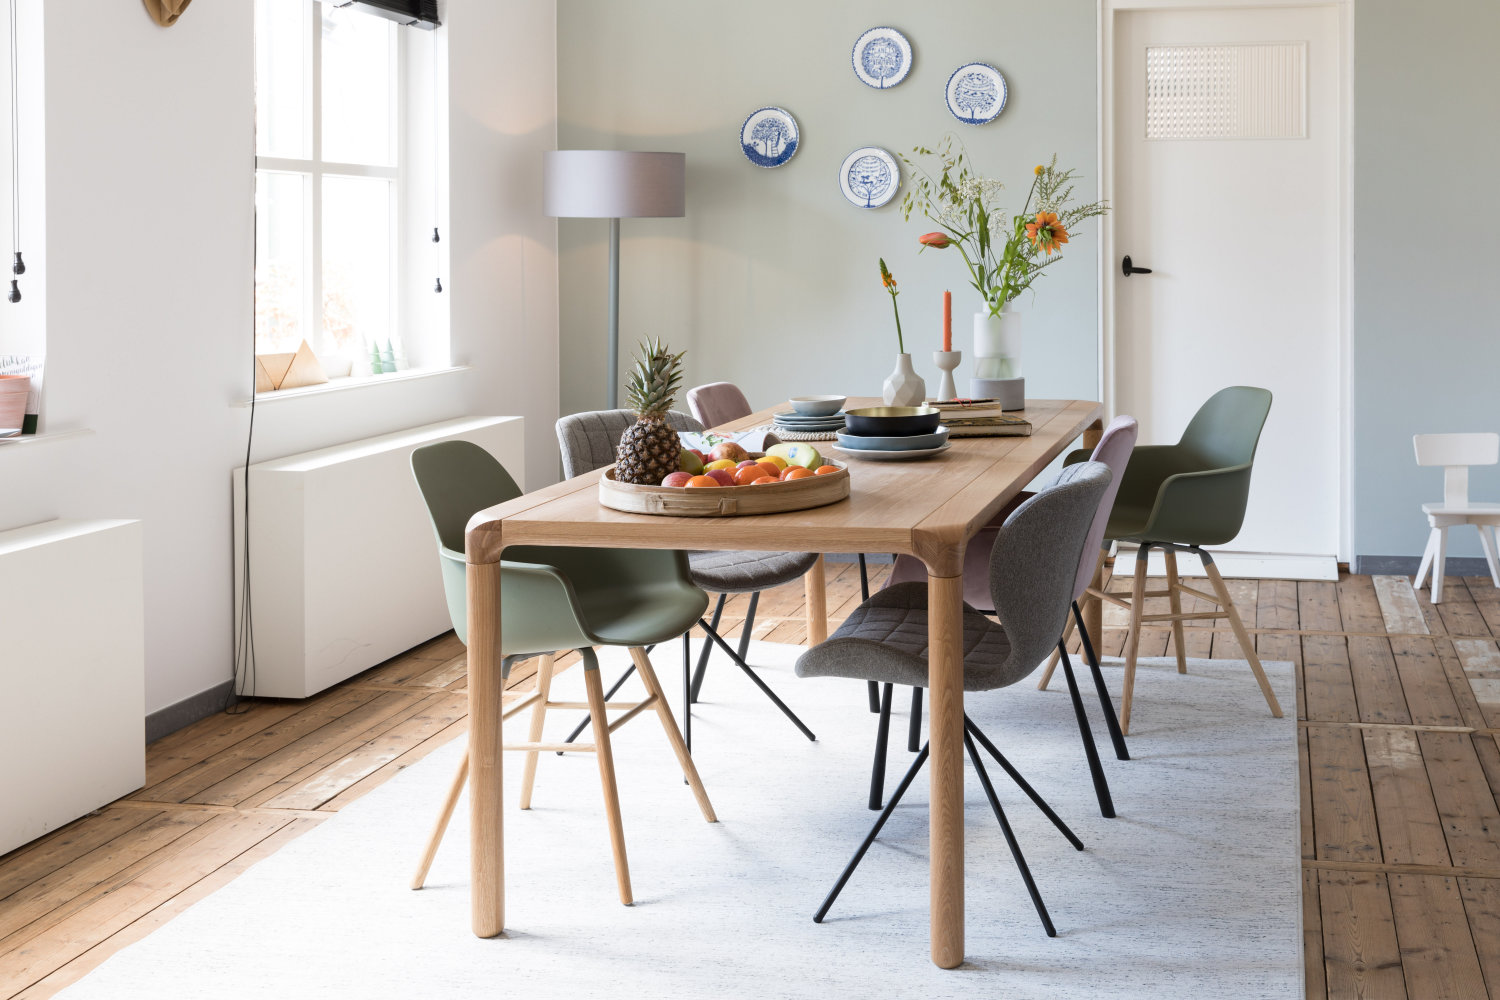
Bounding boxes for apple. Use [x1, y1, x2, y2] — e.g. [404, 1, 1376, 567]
[736, 459, 761, 469]
[661, 471, 694, 487]
[766, 442, 822, 469]
[678, 449, 705, 475]
[709, 441, 749, 464]
[688, 448, 707, 464]
[705, 468, 736, 487]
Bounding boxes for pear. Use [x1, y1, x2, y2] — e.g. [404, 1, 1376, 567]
[679, 448, 705, 475]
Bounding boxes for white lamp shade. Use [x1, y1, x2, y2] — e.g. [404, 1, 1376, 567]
[543, 150, 686, 219]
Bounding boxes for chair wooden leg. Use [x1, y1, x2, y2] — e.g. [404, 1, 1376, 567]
[805, 554, 828, 645]
[1414, 527, 1439, 590]
[1163, 549, 1188, 674]
[1433, 526, 1450, 604]
[1202, 559, 1283, 719]
[1120, 546, 1150, 736]
[411, 750, 468, 890]
[518, 654, 556, 809]
[1035, 613, 1074, 691]
[1479, 524, 1500, 588]
[584, 663, 633, 905]
[629, 647, 717, 823]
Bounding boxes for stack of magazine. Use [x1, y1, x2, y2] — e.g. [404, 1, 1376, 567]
[929, 399, 1032, 437]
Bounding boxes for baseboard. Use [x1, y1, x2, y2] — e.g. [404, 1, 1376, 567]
[1353, 555, 1492, 577]
[1114, 546, 1338, 582]
[145, 680, 235, 744]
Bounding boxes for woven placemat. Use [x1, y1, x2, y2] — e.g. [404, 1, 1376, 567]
[755, 422, 841, 442]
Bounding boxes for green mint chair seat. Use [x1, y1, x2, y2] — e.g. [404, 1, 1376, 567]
[406, 440, 715, 906]
[795, 462, 1113, 937]
[1045, 386, 1283, 735]
[556, 409, 818, 749]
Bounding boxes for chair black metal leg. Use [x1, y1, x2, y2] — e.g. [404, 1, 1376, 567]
[868, 683, 893, 810]
[965, 716, 1084, 851]
[907, 686, 923, 752]
[1059, 640, 1115, 818]
[858, 556, 881, 714]
[690, 593, 727, 704]
[736, 591, 760, 664]
[682, 631, 692, 755]
[559, 661, 637, 752]
[1074, 601, 1129, 761]
[699, 618, 816, 742]
[964, 729, 1057, 938]
[815, 743, 929, 923]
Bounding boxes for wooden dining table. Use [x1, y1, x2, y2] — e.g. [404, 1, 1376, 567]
[462, 396, 1104, 968]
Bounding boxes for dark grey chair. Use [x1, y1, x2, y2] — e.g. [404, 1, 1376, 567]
[556, 409, 818, 748]
[795, 461, 1113, 937]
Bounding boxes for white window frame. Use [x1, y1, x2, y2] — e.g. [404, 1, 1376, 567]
[254, 0, 402, 361]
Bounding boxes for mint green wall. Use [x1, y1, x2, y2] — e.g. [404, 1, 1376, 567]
[555, 1, 1099, 422]
[1353, 0, 1500, 563]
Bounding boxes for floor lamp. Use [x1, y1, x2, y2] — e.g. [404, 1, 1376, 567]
[544, 150, 687, 409]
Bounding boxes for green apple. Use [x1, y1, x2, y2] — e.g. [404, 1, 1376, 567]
[766, 442, 822, 469]
[679, 448, 705, 475]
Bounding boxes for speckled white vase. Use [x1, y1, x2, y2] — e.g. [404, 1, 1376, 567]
[881, 353, 926, 406]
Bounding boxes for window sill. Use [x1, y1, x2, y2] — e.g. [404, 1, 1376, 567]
[0, 428, 95, 452]
[232, 365, 471, 407]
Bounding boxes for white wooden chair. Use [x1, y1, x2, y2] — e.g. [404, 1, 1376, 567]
[1413, 433, 1500, 603]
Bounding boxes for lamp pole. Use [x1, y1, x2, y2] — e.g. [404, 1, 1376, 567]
[607, 217, 621, 410]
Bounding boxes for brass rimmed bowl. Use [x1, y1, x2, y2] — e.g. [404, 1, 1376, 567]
[842, 406, 942, 437]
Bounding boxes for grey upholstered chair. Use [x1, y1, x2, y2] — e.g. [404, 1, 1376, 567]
[795, 461, 1113, 937]
[556, 408, 818, 748]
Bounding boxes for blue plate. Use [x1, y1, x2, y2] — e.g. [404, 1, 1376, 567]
[835, 427, 949, 451]
[945, 63, 1008, 125]
[740, 107, 800, 168]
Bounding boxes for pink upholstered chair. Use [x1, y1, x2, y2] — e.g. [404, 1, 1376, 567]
[686, 382, 754, 430]
[871, 415, 1139, 816]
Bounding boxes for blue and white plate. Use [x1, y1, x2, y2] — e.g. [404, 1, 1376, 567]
[836, 427, 949, 451]
[740, 107, 800, 168]
[838, 146, 900, 209]
[852, 26, 912, 89]
[945, 62, 1008, 125]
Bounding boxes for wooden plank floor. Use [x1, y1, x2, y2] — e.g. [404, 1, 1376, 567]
[3, 562, 1500, 997]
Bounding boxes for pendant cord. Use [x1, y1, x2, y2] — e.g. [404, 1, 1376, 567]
[8, 0, 17, 255]
[430, 28, 442, 294]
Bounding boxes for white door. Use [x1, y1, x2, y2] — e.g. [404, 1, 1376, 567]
[1112, 5, 1342, 558]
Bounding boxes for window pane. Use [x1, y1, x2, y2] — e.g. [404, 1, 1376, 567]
[321, 7, 395, 166]
[254, 0, 308, 159]
[255, 170, 309, 354]
[322, 175, 393, 354]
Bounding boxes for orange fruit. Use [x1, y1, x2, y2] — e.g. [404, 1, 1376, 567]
[782, 467, 814, 481]
[814, 465, 840, 475]
[750, 475, 779, 485]
[757, 454, 788, 470]
[685, 475, 720, 488]
[733, 465, 767, 486]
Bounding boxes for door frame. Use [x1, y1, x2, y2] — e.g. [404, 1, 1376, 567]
[1097, 0, 1355, 561]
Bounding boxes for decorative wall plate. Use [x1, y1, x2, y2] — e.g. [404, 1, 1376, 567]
[945, 62, 1008, 124]
[852, 27, 912, 89]
[838, 146, 900, 209]
[740, 107, 800, 168]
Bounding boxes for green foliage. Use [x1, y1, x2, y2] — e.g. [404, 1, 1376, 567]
[900, 137, 1108, 315]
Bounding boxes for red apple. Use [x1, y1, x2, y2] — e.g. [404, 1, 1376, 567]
[709, 442, 749, 464]
[661, 471, 694, 487]
[688, 448, 707, 464]
[736, 459, 761, 469]
[705, 468, 736, 487]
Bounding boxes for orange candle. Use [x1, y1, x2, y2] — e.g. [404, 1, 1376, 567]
[942, 290, 952, 351]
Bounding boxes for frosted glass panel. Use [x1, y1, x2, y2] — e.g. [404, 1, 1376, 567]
[1146, 42, 1307, 140]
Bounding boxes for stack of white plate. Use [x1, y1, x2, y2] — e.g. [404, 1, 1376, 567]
[831, 426, 950, 460]
[772, 409, 846, 435]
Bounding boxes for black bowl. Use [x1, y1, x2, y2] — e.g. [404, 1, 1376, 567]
[842, 406, 942, 437]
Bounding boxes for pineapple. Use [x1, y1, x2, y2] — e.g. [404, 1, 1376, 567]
[616, 338, 687, 485]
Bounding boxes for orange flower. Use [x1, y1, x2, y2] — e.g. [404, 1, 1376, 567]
[879, 257, 897, 291]
[1025, 211, 1069, 255]
[918, 231, 951, 248]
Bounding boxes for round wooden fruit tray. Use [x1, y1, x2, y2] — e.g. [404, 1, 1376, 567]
[598, 457, 849, 517]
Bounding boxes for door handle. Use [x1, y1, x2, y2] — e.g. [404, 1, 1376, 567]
[1121, 255, 1153, 277]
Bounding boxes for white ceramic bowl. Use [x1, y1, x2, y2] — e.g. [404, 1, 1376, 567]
[789, 395, 847, 417]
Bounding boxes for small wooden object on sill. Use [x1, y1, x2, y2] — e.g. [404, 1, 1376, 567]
[255, 340, 329, 393]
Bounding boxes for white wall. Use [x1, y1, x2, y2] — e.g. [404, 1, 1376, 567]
[0, 0, 557, 720]
[556, 0, 1100, 418]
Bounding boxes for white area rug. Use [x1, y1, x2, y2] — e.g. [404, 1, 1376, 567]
[61, 646, 1300, 1000]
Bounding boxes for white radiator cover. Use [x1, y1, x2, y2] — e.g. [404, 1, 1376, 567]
[233, 416, 524, 698]
[0, 519, 146, 856]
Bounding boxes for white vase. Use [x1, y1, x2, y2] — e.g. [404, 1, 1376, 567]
[972, 310, 1021, 379]
[882, 353, 926, 407]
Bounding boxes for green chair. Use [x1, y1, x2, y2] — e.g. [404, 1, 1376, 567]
[1055, 387, 1283, 734]
[406, 440, 716, 906]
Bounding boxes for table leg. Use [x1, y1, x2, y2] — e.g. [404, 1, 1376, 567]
[805, 554, 828, 646]
[467, 560, 505, 938]
[927, 571, 965, 968]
